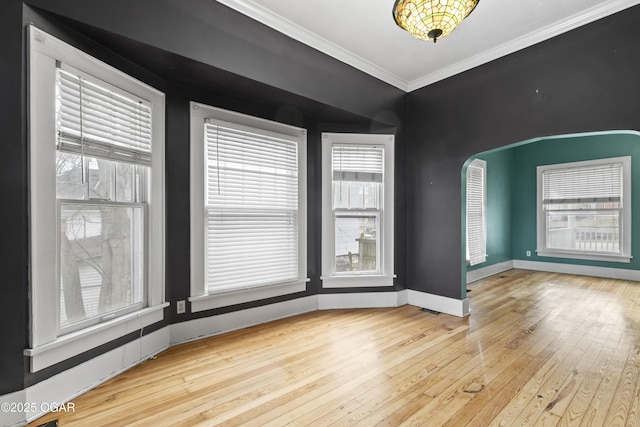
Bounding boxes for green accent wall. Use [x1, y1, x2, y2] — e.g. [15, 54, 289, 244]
[465, 131, 640, 278]
[511, 131, 640, 269]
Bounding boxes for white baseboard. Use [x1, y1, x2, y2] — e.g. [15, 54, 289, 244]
[172, 291, 420, 346]
[317, 291, 405, 310]
[407, 290, 470, 317]
[170, 296, 318, 345]
[398, 289, 409, 306]
[18, 328, 169, 426]
[467, 260, 515, 284]
[513, 259, 640, 281]
[467, 259, 640, 283]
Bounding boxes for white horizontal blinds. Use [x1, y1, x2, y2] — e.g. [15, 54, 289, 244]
[466, 161, 486, 266]
[56, 66, 152, 166]
[205, 121, 299, 290]
[332, 144, 384, 183]
[543, 162, 622, 204]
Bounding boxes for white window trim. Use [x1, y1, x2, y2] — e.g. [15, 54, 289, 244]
[27, 26, 166, 371]
[189, 102, 308, 312]
[536, 156, 632, 263]
[466, 158, 487, 266]
[321, 133, 395, 288]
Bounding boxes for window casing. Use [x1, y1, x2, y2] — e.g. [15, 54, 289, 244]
[321, 133, 395, 288]
[190, 103, 308, 312]
[536, 156, 631, 263]
[27, 26, 166, 371]
[466, 159, 486, 266]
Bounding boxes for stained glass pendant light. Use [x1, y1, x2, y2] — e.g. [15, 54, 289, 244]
[393, 0, 479, 43]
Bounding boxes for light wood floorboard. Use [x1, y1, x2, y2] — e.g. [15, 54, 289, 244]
[29, 269, 640, 426]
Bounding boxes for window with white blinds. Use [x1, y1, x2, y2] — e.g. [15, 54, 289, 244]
[331, 144, 383, 274]
[542, 162, 622, 204]
[56, 66, 152, 166]
[28, 25, 165, 369]
[537, 156, 631, 262]
[204, 120, 300, 291]
[321, 133, 395, 288]
[53, 63, 153, 334]
[332, 145, 384, 183]
[466, 159, 486, 266]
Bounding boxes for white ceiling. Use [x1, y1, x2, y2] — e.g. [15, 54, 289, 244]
[216, 0, 640, 92]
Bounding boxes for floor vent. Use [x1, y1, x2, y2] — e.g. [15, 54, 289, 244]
[421, 308, 441, 315]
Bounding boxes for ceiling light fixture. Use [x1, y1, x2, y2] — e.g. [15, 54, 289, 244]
[393, 0, 479, 43]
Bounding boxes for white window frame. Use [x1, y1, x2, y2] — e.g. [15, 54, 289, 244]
[466, 158, 487, 266]
[26, 26, 167, 372]
[321, 133, 395, 288]
[189, 102, 308, 312]
[536, 156, 632, 263]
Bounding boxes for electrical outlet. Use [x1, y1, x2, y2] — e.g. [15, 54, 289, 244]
[176, 300, 186, 314]
[526, 250, 531, 257]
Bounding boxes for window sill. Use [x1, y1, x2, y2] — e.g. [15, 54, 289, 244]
[189, 279, 309, 313]
[24, 303, 168, 372]
[537, 250, 632, 263]
[321, 274, 396, 288]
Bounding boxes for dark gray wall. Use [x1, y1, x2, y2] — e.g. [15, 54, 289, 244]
[1, 0, 406, 395]
[0, 0, 28, 397]
[407, 5, 640, 299]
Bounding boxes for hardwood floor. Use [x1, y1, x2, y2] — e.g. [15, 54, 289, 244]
[29, 269, 640, 426]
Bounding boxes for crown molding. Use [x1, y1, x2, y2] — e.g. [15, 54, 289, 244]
[407, 0, 640, 91]
[216, 0, 640, 93]
[216, 0, 410, 91]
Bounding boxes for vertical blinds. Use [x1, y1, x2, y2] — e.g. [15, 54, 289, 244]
[543, 162, 622, 204]
[205, 122, 299, 290]
[56, 66, 152, 166]
[467, 162, 486, 266]
[332, 144, 384, 182]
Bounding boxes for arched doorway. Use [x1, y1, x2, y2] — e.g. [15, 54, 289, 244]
[461, 130, 640, 296]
